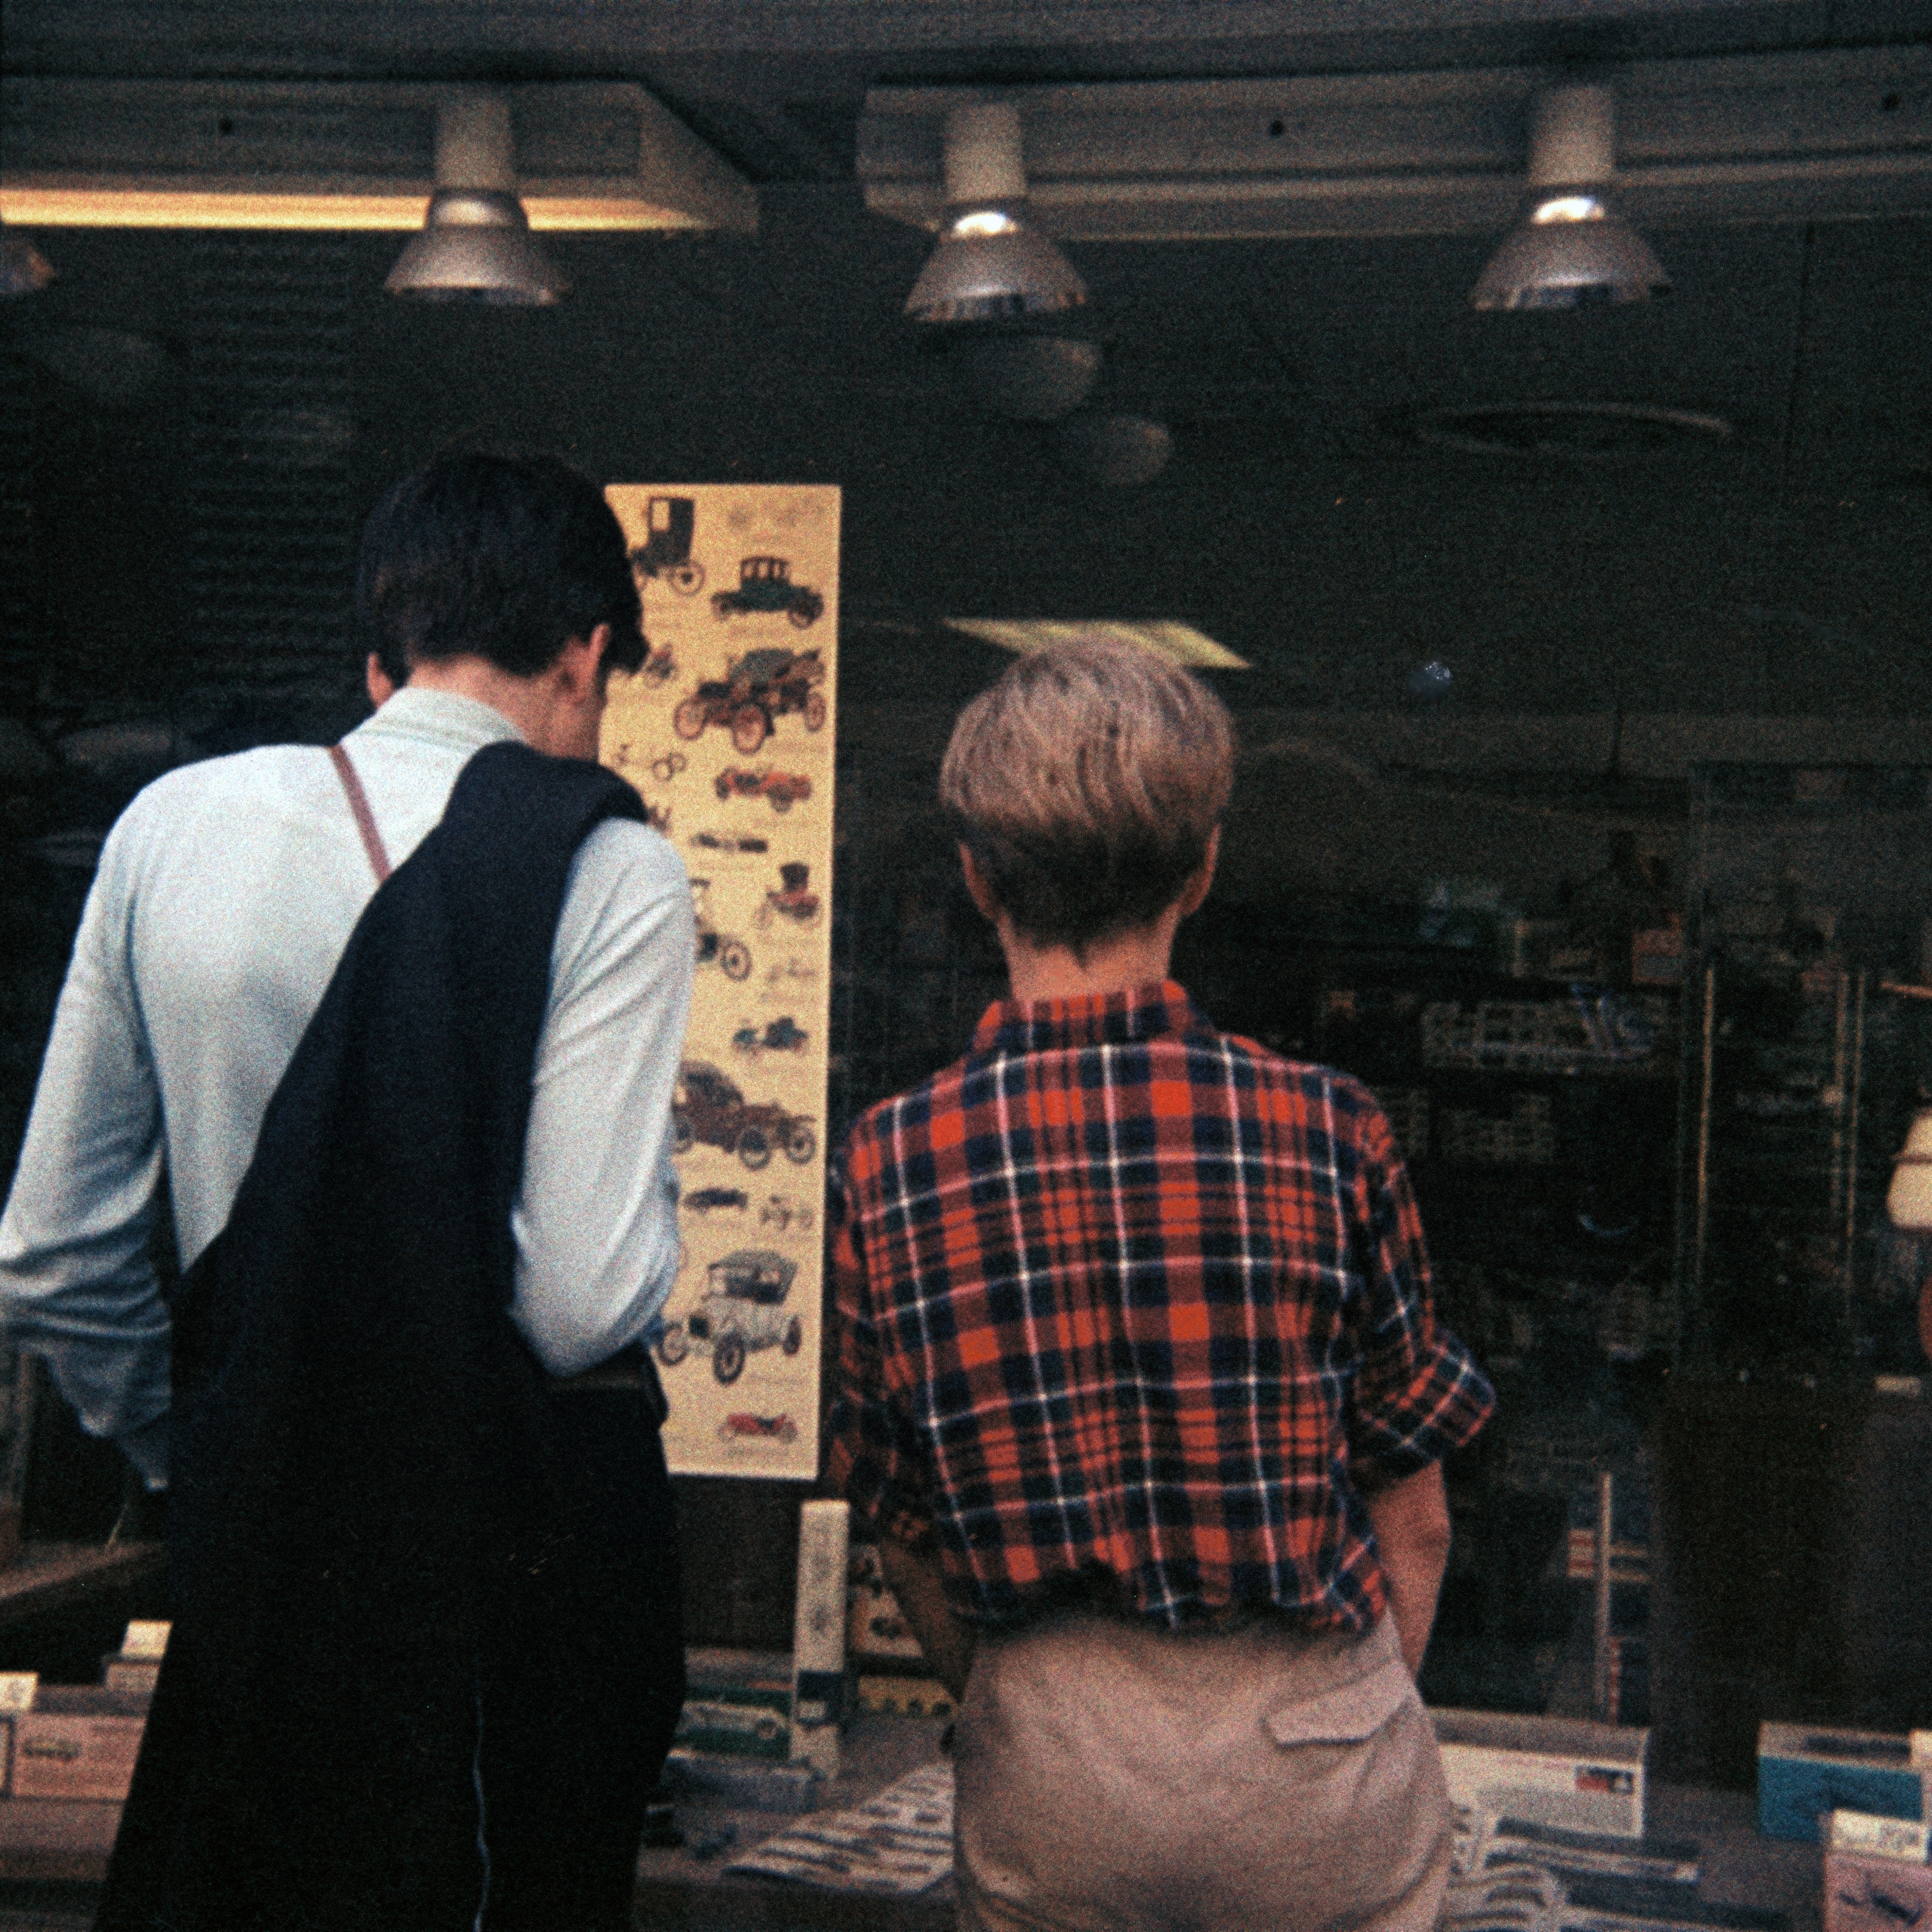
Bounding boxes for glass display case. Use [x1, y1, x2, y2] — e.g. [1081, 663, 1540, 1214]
[1650, 765, 1932, 1782]
[829, 756, 1932, 1766]
[1300, 961, 1677, 1726]
[1676, 763, 1932, 1378]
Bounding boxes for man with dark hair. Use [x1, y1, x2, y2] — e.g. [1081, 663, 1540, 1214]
[357, 451, 651, 690]
[830, 640, 1495, 1932]
[0, 451, 693, 1930]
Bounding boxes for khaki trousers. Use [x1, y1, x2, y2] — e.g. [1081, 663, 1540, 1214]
[953, 1610, 1450, 1932]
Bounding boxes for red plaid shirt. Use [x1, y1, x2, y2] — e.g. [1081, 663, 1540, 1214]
[829, 981, 1494, 1631]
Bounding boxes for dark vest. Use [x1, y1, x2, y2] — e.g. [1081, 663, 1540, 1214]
[97, 741, 685, 1932]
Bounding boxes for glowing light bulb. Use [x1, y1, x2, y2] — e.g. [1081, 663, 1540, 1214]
[950, 209, 1018, 238]
[1531, 195, 1607, 225]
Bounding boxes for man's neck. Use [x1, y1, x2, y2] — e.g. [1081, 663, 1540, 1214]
[403, 658, 540, 741]
[995, 914, 1179, 1004]
[400, 639, 604, 762]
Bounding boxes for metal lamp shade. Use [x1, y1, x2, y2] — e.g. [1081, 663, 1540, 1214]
[1888, 1108, 1932, 1231]
[0, 230, 56, 299]
[384, 188, 568, 304]
[1471, 194, 1670, 310]
[905, 214, 1086, 326]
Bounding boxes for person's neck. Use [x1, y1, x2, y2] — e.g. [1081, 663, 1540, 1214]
[402, 649, 599, 761]
[996, 914, 1179, 1004]
[403, 658, 542, 738]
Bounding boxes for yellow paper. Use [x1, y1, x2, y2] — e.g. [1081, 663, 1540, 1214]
[602, 484, 840, 1480]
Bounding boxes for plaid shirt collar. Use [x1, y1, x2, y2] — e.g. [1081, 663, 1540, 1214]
[969, 979, 1201, 1057]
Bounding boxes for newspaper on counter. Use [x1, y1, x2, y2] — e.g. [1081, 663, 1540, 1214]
[1454, 1811, 1701, 1888]
[1480, 1819, 1702, 1889]
[724, 1760, 955, 1895]
[1444, 1860, 1566, 1932]
[1445, 1806, 1785, 1932]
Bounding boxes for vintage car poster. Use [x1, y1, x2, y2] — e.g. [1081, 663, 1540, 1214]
[601, 483, 839, 1480]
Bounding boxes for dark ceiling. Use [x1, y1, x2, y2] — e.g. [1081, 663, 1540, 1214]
[13, 3, 1932, 160]
[6, 1, 1932, 735]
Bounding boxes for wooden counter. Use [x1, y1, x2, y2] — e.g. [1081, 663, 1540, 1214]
[0, 1544, 162, 1633]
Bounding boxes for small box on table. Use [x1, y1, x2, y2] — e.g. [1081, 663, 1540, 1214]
[11, 1687, 146, 1801]
[1825, 1810, 1932, 1932]
[674, 1649, 794, 1760]
[1758, 1725, 1924, 1844]
[1433, 1708, 1649, 1837]
[789, 1499, 849, 1778]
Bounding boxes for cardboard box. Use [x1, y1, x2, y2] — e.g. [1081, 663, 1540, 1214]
[675, 1649, 793, 1760]
[1825, 1852, 1932, 1932]
[789, 1499, 849, 1777]
[1825, 1811, 1932, 1932]
[120, 1621, 170, 1660]
[101, 1656, 160, 1701]
[1433, 1708, 1649, 1837]
[1758, 1724, 1924, 1844]
[847, 1542, 924, 1663]
[12, 1688, 145, 1801]
[857, 1675, 957, 1721]
[101, 1622, 167, 1702]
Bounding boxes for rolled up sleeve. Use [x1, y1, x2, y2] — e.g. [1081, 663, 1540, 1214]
[1343, 1096, 1495, 1478]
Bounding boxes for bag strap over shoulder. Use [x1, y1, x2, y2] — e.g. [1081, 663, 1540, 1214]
[328, 744, 392, 885]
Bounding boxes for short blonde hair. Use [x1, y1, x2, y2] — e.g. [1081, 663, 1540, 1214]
[939, 639, 1234, 951]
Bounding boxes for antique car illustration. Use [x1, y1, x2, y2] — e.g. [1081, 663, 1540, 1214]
[758, 861, 821, 929]
[717, 1412, 799, 1445]
[689, 830, 768, 855]
[685, 1185, 750, 1215]
[672, 648, 828, 754]
[629, 495, 705, 596]
[690, 880, 751, 981]
[711, 556, 824, 628]
[715, 767, 812, 813]
[732, 1015, 809, 1058]
[759, 1193, 816, 1233]
[655, 1249, 804, 1384]
[672, 1060, 817, 1170]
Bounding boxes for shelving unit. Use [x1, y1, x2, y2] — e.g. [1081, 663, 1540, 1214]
[1648, 765, 1932, 1782]
[824, 779, 1932, 1750]
[1299, 967, 1677, 1724]
[1676, 764, 1932, 1377]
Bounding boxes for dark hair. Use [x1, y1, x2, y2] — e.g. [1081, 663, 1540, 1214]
[940, 639, 1234, 954]
[356, 451, 645, 688]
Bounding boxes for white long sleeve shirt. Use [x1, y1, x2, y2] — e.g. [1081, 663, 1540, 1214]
[0, 687, 695, 1486]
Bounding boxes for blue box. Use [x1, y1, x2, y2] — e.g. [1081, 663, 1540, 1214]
[1758, 1723, 1925, 1844]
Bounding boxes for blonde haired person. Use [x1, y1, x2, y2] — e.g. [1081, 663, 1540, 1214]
[830, 638, 1494, 1932]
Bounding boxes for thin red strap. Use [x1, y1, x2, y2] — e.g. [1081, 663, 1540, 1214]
[328, 744, 392, 885]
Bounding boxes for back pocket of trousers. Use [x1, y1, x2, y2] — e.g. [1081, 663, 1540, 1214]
[1260, 1654, 1415, 1777]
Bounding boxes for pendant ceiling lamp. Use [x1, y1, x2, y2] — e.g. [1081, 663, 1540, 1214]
[0, 225, 56, 299]
[385, 93, 568, 304]
[1471, 84, 1669, 311]
[904, 103, 1085, 326]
